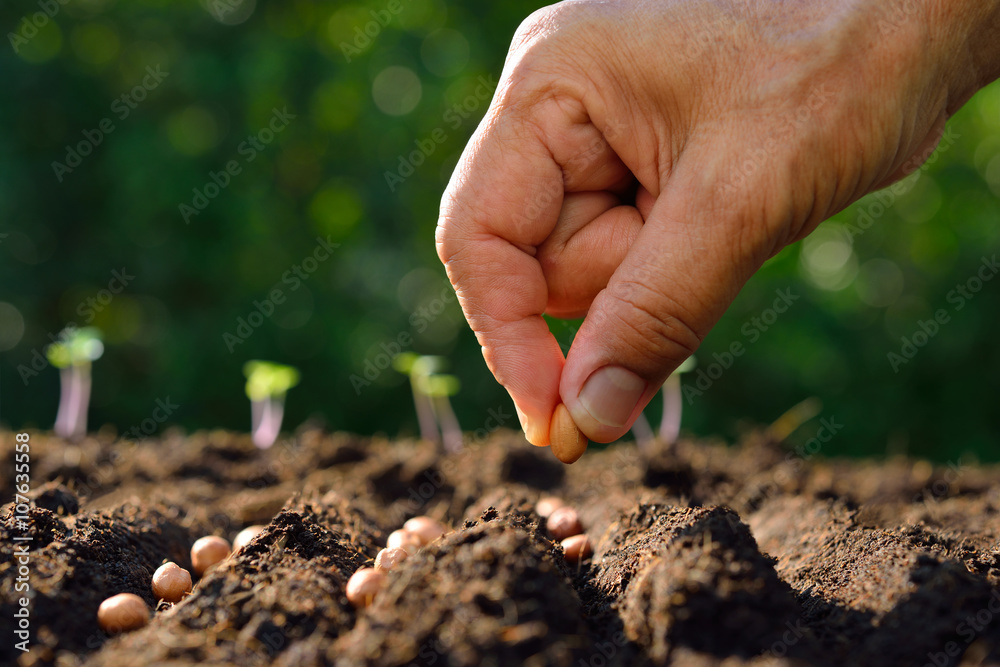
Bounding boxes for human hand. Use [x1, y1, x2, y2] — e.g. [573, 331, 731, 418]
[436, 0, 1000, 452]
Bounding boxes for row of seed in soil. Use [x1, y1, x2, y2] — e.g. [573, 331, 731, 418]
[91, 496, 592, 636]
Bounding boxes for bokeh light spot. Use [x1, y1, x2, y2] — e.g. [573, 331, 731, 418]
[166, 106, 221, 156]
[855, 259, 905, 308]
[372, 66, 422, 116]
[0, 303, 26, 352]
[309, 184, 363, 241]
[71, 22, 120, 66]
[799, 225, 858, 291]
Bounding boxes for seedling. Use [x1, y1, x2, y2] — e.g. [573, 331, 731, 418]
[630, 357, 696, 449]
[46, 327, 104, 440]
[243, 360, 300, 448]
[659, 356, 697, 445]
[393, 353, 443, 445]
[766, 397, 823, 442]
[421, 373, 463, 454]
[393, 354, 463, 453]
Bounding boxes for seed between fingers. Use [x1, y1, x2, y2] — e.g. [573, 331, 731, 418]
[549, 404, 588, 464]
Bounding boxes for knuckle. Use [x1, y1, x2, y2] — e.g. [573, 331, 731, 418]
[601, 282, 705, 373]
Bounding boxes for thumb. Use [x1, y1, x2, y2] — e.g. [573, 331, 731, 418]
[559, 146, 773, 442]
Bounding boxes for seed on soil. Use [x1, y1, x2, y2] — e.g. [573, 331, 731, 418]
[97, 593, 149, 633]
[547, 506, 583, 540]
[535, 496, 564, 518]
[402, 516, 447, 546]
[374, 547, 409, 572]
[190, 535, 231, 575]
[560, 534, 593, 563]
[549, 403, 588, 463]
[346, 567, 385, 608]
[232, 525, 266, 552]
[151, 562, 192, 602]
[386, 529, 421, 555]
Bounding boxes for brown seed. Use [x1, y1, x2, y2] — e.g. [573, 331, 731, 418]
[549, 403, 588, 463]
[190, 535, 231, 575]
[402, 516, 447, 546]
[346, 568, 385, 608]
[97, 593, 149, 633]
[535, 496, 564, 518]
[386, 529, 421, 555]
[151, 562, 192, 602]
[561, 534, 593, 563]
[232, 525, 266, 552]
[374, 547, 409, 572]
[547, 506, 583, 540]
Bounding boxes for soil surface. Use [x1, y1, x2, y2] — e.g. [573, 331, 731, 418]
[2, 426, 999, 666]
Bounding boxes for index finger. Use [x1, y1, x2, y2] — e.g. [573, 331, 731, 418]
[436, 107, 566, 447]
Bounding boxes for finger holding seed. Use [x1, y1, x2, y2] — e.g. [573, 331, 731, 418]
[549, 403, 588, 463]
[191, 535, 231, 575]
[561, 534, 593, 563]
[151, 562, 192, 603]
[387, 529, 422, 555]
[346, 568, 385, 608]
[403, 516, 447, 546]
[98, 593, 149, 633]
[547, 506, 584, 540]
[374, 547, 409, 572]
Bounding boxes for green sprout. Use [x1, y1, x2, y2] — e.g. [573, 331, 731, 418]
[766, 397, 823, 443]
[243, 360, 300, 448]
[46, 326, 104, 440]
[393, 353, 463, 452]
[421, 372, 463, 454]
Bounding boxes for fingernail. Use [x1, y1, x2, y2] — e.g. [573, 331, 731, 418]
[578, 366, 646, 428]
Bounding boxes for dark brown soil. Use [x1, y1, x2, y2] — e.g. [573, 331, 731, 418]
[2, 427, 999, 666]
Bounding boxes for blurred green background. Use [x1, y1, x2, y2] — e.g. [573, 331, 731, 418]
[1, 0, 999, 462]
